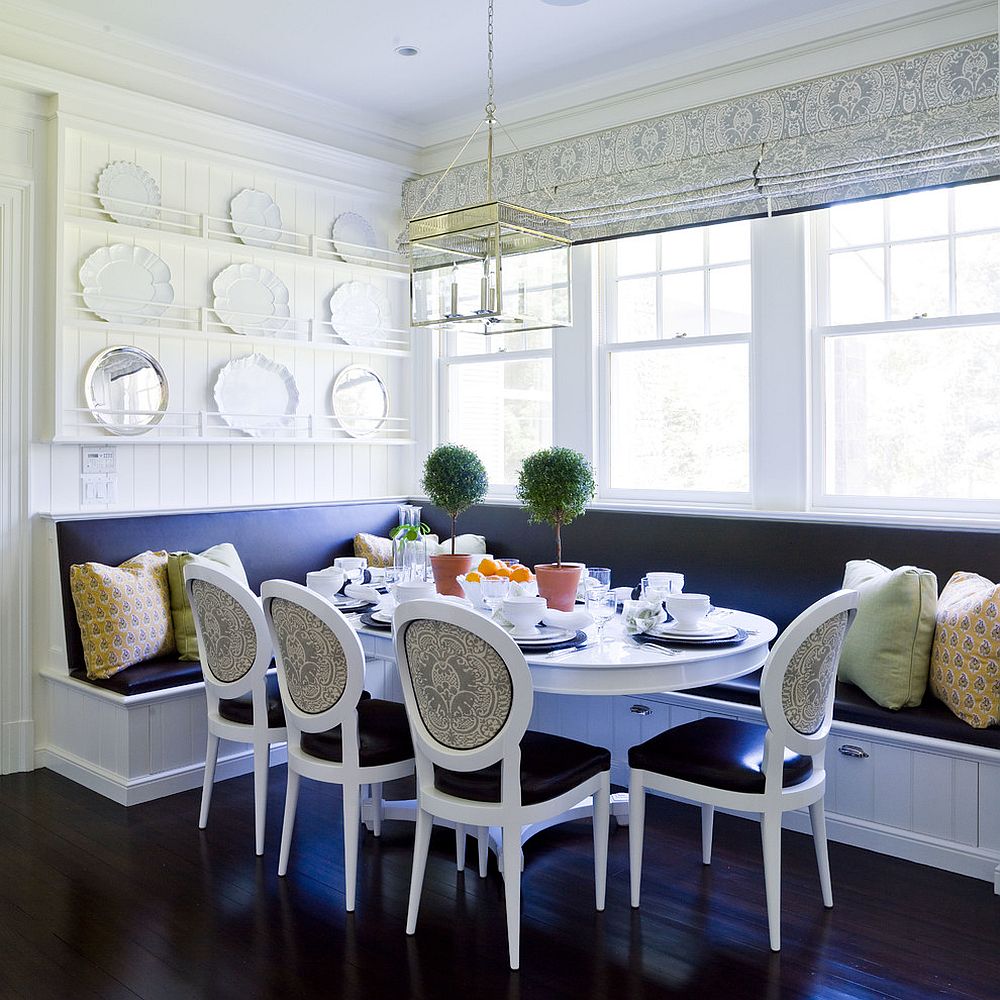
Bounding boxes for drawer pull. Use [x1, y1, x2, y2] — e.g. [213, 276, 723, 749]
[838, 744, 869, 759]
[630, 704, 652, 716]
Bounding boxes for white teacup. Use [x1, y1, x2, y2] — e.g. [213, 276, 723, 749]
[306, 567, 347, 600]
[502, 595, 547, 638]
[665, 593, 711, 630]
[392, 580, 437, 604]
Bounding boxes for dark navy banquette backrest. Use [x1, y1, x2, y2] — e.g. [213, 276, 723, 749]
[56, 500, 402, 678]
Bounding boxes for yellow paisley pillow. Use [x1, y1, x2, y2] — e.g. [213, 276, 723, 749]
[930, 572, 1000, 728]
[354, 532, 394, 568]
[70, 550, 176, 680]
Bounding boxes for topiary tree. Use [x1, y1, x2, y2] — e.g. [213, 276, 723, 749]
[421, 444, 489, 554]
[516, 447, 596, 566]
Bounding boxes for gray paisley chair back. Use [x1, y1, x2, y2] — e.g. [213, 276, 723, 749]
[268, 596, 350, 716]
[401, 618, 514, 751]
[760, 589, 859, 758]
[189, 577, 259, 685]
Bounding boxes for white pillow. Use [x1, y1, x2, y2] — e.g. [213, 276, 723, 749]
[429, 534, 487, 556]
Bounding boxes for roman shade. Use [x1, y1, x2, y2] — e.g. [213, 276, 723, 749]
[402, 36, 1000, 242]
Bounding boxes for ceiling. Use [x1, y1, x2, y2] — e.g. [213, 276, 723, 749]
[28, 0, 942, 132]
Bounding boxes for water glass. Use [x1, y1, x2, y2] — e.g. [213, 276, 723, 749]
[481, 575, 509, 616]
[587, 567, 611, 597]
[588, 590, 617, 644]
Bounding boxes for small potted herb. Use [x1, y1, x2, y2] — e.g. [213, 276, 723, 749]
[516, 446, 596, 610]
[421, 444, 489, 596]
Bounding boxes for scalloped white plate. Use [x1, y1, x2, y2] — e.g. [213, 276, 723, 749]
[332, 211, 377, 264]
[329, 280, 391, 347]
[97, 161, 161, 226]
[213, 353, 299, 438]
[213, 263, 290, 337]
[79, 244, 174, 324]
[230, 188, 283, 248]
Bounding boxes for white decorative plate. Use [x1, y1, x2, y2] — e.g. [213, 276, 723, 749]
[213, 263, 290, 337]
[329, 281, 391, 347]
[79, 244, 174, 324]
[514, 627, 575, 644]
[332, 211, 377, 263]
[97, 161, 161, 226]
[331, 365, 390, 439]
[213, 353, 299, 438]
[230, 189, 283, 248]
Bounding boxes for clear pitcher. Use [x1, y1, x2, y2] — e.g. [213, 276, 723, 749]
[394, 504, 427, 582]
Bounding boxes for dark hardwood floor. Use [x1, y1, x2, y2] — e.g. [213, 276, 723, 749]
[0, 767, 996, 1000]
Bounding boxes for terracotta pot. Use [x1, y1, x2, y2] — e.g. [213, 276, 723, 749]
[430, 553, 475, 597]
[534, 563, 584, 611]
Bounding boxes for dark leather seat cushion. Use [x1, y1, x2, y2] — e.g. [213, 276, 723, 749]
[218, 672, 286, 729]
[686, 672, 1000, 752]
[628, 717, 812, 794]
[434, 730, 611, 806]
[300, 698, 413, 767]
[69, 657, 203, 695]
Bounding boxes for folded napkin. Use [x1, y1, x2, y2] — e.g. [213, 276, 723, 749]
[624, 601, 667, 635]
[491, 608, 515, 631]
[344, 583, 382, 605]
[541, 607, 594, 630]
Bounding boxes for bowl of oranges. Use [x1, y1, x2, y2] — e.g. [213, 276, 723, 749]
[459, 558, 537, 607]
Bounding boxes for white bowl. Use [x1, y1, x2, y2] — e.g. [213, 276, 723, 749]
[306, 567, 347, 600]
[502, 595, 547, 638]
[458, 574, 487, 607]
[665, 592, 711, 629]
[393, 580, 437, 604]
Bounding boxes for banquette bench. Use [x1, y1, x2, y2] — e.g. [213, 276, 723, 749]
[40, 499, 1000, 890]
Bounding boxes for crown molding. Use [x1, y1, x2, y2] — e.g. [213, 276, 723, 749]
[0, 0, 423, 172]
[416, 0, 997, 172]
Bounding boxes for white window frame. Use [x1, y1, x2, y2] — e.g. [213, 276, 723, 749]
[810, 192, 1000, 517]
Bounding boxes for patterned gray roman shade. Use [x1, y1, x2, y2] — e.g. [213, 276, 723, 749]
[402, 36, 999, 242]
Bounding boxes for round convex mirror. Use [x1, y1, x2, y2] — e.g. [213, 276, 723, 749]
[84, 346, 169, 435]
[331, 365, 389, 439]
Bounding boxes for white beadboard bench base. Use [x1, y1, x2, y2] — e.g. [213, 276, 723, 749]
[37, 669, 286, 806]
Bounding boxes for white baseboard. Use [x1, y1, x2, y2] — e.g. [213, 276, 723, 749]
[35, 743, 288, 806]
[2, 719, 35, 774]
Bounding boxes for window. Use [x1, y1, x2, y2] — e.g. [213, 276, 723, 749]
[440, 330, 552, 487]
[600, 220, 752, 499]
[814, 182, 1000, 508]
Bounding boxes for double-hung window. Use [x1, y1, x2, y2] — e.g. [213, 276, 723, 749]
[599, 220, 753, 502]
[439, 330, 553, 488]
[813, 182, 1000, 511]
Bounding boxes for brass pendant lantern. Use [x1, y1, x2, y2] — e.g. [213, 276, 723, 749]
[408, 0, 572, 336]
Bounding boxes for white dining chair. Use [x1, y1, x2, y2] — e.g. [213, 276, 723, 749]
[260, 579, 415, 911]
[627, 588, 859, 951]
[184, 562, 287, 856]
[393, 598, 612, 970]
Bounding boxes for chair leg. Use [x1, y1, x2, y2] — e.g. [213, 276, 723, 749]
[701, 804, 715, 865]
[371, 782, 384, 838]
[501, 825, 523, 971]
[593, 772, 610, 912]
[406, 807, 433, 935]
[809, 799, 834, 908]
[760, 811, 782, 952]
[199, 732, 220, 830]
[628, 770, 646, 908]
[253, 739, 270, 856]
[455, 823, 467, 871]
[277, 767, 300, 877]
[343, 782, 361, 912]
[477, 826, 489, 877]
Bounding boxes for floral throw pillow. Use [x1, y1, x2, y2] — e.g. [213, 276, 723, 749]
[929, 572, 1000, 728]
[70, 550, 176, 680]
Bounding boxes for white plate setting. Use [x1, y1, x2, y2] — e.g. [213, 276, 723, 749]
[79, 244, 174, 324]
[230, 189, 283, 248]
[514, 626, 575, 645]
[331, 211, 377, 264]
[213, 353, 299, 438]
[329, 281, 391, 347]
[97, 161, 161, 226]
[213, 263, 290, 337]
[649, 621, 739, 642]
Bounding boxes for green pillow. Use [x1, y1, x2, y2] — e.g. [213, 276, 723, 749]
[166, 543, 250, 661]
[838, 559, 938, 710]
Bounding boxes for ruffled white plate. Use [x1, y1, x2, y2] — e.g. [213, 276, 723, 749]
[97, 161, 161, 226]
[329, 281, 390, 347]
[213, 263, 290, 337]
[332, 211, 377, 263]
[80, 244, 174, 324]
[230, 189, 283, 248]
[213, 353, 299, 438]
